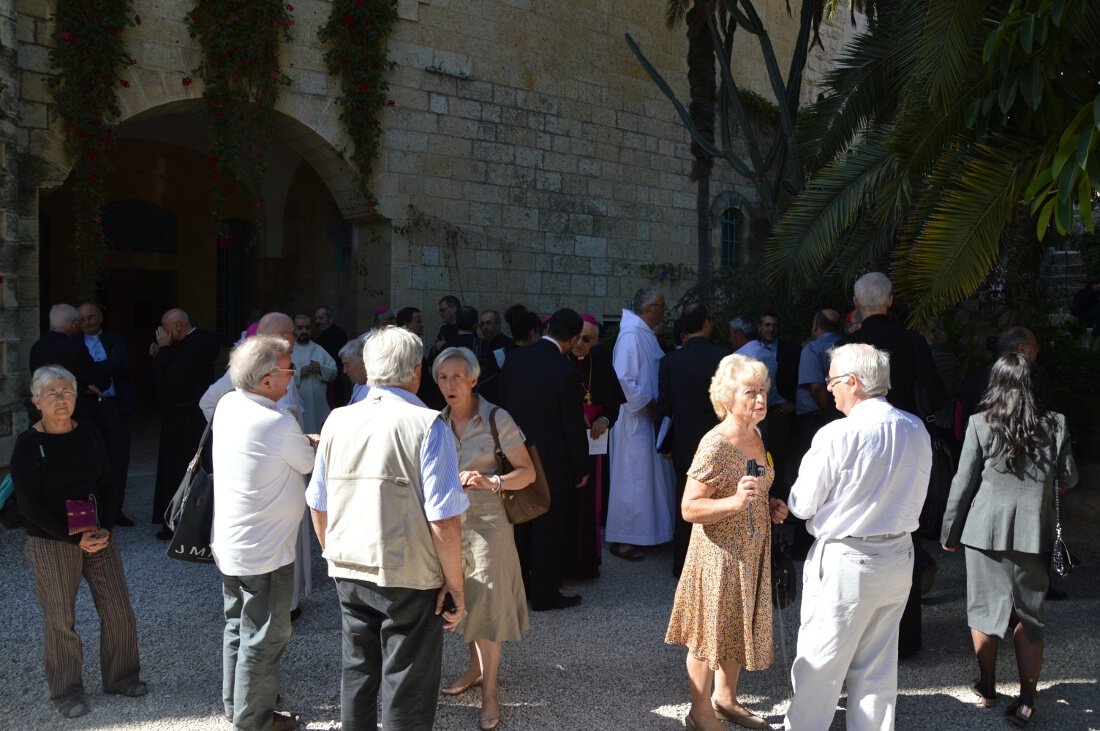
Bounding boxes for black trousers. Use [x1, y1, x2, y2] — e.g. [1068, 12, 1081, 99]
[335, 578, 442, 731]
[516, 482, 570, 601]
[91, 398, 131, 516]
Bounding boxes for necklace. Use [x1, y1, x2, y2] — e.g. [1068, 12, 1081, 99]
[579, 357, 593, 404]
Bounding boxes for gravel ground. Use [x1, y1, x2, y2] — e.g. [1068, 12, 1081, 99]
[1, 437, 1096, 731]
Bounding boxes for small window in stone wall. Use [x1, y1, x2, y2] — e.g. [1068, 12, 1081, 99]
[103, 200, 179, 253]
[720, 208, 742, 269]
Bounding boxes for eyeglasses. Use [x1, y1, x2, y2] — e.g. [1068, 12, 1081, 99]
[40, 389, 77, 402]
[268, 366, 296, 377]
[826, 372, 854, 387]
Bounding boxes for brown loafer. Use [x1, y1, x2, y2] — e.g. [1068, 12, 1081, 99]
[712, 700, 767, 730]
[441, 676, 482, 696]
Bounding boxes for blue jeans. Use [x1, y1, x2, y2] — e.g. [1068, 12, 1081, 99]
[222, 563, 294, 731]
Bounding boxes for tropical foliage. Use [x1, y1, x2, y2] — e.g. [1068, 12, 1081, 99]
[186, 1, 294, 247]
[320, 0, 400, 209]
[48, 0, 137, 300]
[768, 0, 1100, 324]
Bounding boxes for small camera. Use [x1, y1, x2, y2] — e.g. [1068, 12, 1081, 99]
[746, 459, 765, 477]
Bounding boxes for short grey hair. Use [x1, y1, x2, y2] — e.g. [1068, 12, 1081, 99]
[338, 337, 365, 359]
[228, 335, 291, 392]
[632, 286, 662, 314]
[432, 346, 480, 382]
[365, 326, 423, 387]
[853, 272, 893, 311]
[727, 315, 757, 339]
[828, 343, 891, 398]
[48, 304, 79, 331]
[31, 365, 77, 398]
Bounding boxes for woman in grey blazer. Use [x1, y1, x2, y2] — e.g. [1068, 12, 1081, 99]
[941, 353, 1078, 726]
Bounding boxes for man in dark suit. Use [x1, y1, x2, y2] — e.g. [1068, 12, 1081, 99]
[79, 303, 137, 527]
[656, 303, 726, 577]
[149, 307, 219, 537]
[500, 308, 589, 611]
[29, 303, 110, 423]
[758, 311, 800, 499]
[442, 306, 501, 404]
[314, 305, 349, 407]
[841, 272, 946, 660]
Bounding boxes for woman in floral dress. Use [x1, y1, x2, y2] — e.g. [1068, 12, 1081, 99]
[666, 354, 789, 731]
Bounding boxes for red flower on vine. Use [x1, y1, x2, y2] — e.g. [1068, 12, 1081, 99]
[286, 3, 294, 10]
[182, 76, 193, 86]
[119, 79, 130, 88]
[59, 31, 74, 43]
[386, 99, 395, 107]
[134, 14, 142, 25]
[271, 71, 281, 79]
[359, 81, 372, 90]
[343, 13, 354, 25]
[282, 18, 294, 26]
[216, 237, 231, 250]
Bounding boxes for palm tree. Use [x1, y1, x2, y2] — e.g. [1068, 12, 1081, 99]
[768, 0, 1100, 324]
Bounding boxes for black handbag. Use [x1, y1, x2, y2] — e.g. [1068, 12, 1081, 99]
[165, 423, 215, 563]
[1049, 474, 1072, 579]
[771, 524, 797, 609]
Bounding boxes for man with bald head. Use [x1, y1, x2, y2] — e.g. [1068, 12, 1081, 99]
[30, 303, 109, 423]
[150, 307, 219, 538]
[79, 303, 137, 526]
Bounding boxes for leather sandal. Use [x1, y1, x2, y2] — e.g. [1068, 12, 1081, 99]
[1006, 698, 1035, 727]
[971, 681, 996, 709]
[56, 695, 89, 719]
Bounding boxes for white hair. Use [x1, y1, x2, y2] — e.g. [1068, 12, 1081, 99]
[632, 286, 663, 314]
[365, 326, 423, 387]
[228, 335, 290, 392]
[48, 304, 79, 331]
[338, 337, 365, 359]
[828, 343, 891, 398]
[709, 354, 770, 419]
[31, 365, 76, 398]
[432, 347, 480, 382]
[853, 272, 892, 311]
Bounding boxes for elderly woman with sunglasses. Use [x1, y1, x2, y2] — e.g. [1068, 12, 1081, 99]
[10, 366, 146, 719]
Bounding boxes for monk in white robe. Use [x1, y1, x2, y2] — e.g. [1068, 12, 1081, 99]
[291, 314, 337, 434]
[606, 287, 676, 559]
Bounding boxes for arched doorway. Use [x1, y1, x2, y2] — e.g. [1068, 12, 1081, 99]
[38, 103, 378, 400]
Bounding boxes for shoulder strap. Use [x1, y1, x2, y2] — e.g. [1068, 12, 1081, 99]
[488, 407, 503, 457]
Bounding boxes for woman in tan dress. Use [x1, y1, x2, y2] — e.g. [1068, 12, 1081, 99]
[434, 347, 534, 731]
[666, 354, 789, 731]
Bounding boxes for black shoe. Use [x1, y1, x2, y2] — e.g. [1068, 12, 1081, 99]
[290, 607, 302, 622]
[155, 526, 173, 541]
[114, 514, 135, 528]
[530, 592, 582, 611]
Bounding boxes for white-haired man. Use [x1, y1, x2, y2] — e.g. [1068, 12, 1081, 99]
[211, 335, 317, 731]
[784, 343, 932, 731]
[306, 326, 468, 730]
[29, 303, 109, 423]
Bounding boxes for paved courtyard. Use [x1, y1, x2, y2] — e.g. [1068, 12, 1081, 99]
[1, 420, 1097, 730]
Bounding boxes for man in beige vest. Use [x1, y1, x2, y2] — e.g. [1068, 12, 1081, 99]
[306, 326, 468, 731]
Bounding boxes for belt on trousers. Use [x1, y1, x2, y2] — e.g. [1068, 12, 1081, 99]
[850, 531, 907, 541]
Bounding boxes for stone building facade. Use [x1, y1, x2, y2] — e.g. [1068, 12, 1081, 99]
[0, 0, 859, 457]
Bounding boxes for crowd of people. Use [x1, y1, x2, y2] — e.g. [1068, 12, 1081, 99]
[7, 272, 1081, 730]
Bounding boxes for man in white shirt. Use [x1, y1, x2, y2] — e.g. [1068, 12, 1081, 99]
[784, 343, 931, 731]
[211, 335, 317, 731]
[290, 313, 337, 433]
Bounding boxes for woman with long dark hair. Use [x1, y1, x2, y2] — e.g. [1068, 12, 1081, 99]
[941, 352, 1078, 726]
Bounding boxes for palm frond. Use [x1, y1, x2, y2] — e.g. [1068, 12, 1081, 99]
[798, 5, 921, 173]
[914, 0, 985, 112]
[767, 127, 897, 287]
[897, 143, 1033, 324]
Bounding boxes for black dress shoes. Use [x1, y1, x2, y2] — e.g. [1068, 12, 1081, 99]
[114, 514, 135, 528]
[530, 592, 582, 611]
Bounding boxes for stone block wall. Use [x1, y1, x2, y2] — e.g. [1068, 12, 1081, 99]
[374, 0, 860, 330]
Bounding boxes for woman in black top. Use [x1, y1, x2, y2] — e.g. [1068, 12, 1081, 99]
[11, 365, 146, 719]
